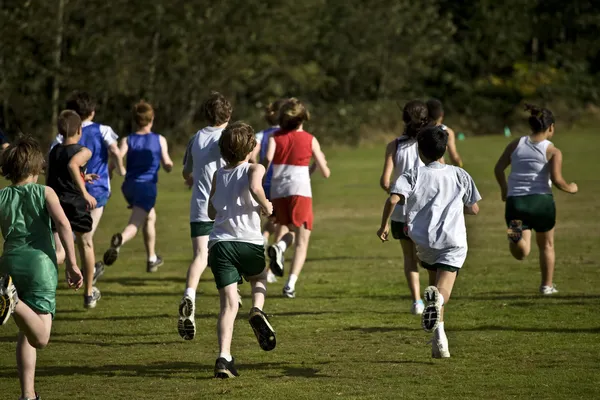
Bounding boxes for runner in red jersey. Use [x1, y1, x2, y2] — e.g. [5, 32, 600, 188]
[264, 98, 330, 298]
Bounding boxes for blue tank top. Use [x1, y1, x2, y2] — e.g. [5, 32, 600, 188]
[80, 123, 110, 197]
[259, 127, 279, 188]
[125, 133, 162, 184]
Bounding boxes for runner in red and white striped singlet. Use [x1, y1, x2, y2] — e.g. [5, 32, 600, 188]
[264, 98, 330, 299]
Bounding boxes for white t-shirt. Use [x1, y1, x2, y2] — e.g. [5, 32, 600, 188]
[392, 162, 481, 268]
[390, 136, 423, 222]
[183, 126, 225, 222]
[208, 162, 264, 248]
[50, 121, 118, 150]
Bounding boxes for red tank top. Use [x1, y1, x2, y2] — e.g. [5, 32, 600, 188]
[271, 130, 313, 199]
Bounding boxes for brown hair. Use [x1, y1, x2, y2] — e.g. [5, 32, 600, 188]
[265, 99, 287, 126]
[403, 100, 431, 139]
[0, 136, 45, 183]
[278, 98, 310, 130]
[524, 104, 555, 133]
[218, 121, 256, 164]
[65, 90, 96, 119]
[202, 91, 232, 126]
[57, 110, 82, 138]
[133, 100, 154, 128]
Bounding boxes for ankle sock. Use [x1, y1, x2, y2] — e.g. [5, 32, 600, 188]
[435, 321, 445, 338]
[286, 274, 298, 290]
[277, 240, 288, 253]
[184, 288, 196, 302]
[438, 293, 445, 306]
[148, 254, 157, 263]
[219, 353, 232, 362]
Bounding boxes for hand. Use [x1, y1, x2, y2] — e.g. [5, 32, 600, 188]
[84, 173, 100, 183]
[185, 176, 194, 189]
[65, 264, 83, 290]
[85, 193, 97, 209]
[568, 182, 578, 194]
[262, 201, 273, 216]
[376, 225, 389, 242]
[119, 167, 127, 177]
[501, 191, 507, 202]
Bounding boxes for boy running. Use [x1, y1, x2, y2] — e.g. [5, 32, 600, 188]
[265, 98, 330, 298]
[379, 100, 429, 315]
[102, 101, 173, 271]
[208, 122, 276, 378]
[377, 126, 481, 358]
[178, 92, 232, 340]
[47, 110, 102, 308]
[0, 136, 83, 400]
[426, 99, 463, 167]
[494, 104, 577, 295]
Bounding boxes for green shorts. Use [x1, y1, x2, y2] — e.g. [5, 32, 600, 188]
[209, 241, 266, 289]
[391, 220, 411, 241]
[505, 194, 555, 233]
[0, 249, 58, 317]
[190, 221, 214, 238]
[421, 261, 460, 273]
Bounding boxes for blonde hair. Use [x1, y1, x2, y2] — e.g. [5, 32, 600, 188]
[278, 98, 310, 130]
[133, 100, 154, 128]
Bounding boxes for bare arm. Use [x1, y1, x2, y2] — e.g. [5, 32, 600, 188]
[68, 148, 97, 209]
[380, 140, 395, 193]
[446, 128, 463, 167]
[249, 164, 273, 215]
[207, 172, 218, 220]
[159, 135, 174, 173]
[376, 194, 403, 242]
[548, 147, 578, 194]
[311, 137, 330, 178]
[45, 187, 82, 289]
[263, 136, 276, 173]
[250, 141, 261, 164]
[464, 202, 479, 215]
[109, 142, 126, 176]
[494, 139, 519, 201]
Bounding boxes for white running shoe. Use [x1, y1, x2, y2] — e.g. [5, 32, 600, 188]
[178, 295, 196, 340]
[282, 285, 296, 299]
[268, 244, 285, 277]
[0, 274, 18, 325]
[411, 300, 425, 315]
[267, 270, 278, 283]
[540, 285, 558, 295]
[422, 286, 443, 332]
[431, 331, 451, 359]
[237, 289, 243, 307]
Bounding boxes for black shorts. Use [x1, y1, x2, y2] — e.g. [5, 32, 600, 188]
[52, 194, 93, 234]
[391, 220, 411, 241]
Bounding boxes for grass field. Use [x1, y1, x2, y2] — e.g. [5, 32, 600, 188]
[1, 131, 599, 399]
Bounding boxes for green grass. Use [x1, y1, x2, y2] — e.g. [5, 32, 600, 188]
[1, 131, 600, 399]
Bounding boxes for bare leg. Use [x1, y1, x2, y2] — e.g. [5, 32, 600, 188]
[53, 232, 65, 265]
[288, 225, 311, 278]
[400, 240, 420, 301]
[250, 269, 268, 310]
[427, 269, 437, 286]
[536, 229, 555, 287]
[120, 207, 150, 245]
[509, 229, 532, 260]
[77, 232, 96, 296]
[184, 236, 209, 292]
[275, 224, 293, 245]
[89, 207, 104, 239]
[217, 283, 240, 357]
[143, 208, 157, 261]
[435, 270, 458, 322]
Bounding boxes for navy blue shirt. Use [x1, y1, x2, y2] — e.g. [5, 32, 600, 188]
[0, 129, 7, 146]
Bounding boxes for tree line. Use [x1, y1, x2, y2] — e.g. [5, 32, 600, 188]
[1, 0, 599, 145]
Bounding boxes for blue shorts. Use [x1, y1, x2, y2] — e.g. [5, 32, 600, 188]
[263, 183, 271, 201]
[87, 185, 110, 208]
[122, 181, 157, 212]
[94, 193, 110, 208]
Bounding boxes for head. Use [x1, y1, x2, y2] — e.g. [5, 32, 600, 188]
[279, 98, 310, 131]
[417, 125, 448, 163]
[133, 100, 154, 129]
[426, 98, 444, 124]
[65, 91, 96, 120]
[201, 91, 232, 126]
[218, 121, 256, 165]
[57, 110, 83, 139]
[402, 100, 430, 138]
[265, 99, 287, 126]
[525, 104, 555, 137]
[0, 136, 45, 183]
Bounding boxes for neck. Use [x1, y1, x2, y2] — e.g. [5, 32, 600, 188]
[136, 125, 152, 134]
[530, 132, 548, 141]
[214, 122, 228, 129]
[64, 136, 79, 145]
[14, 175, 36, 186]
[425, 157, 444, 165]
[225, 160, 246, 169]
[83, 117, 93, 123]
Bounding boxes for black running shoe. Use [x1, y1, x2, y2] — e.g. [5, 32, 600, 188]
[147, 255, 164, 273]
[92, 262, 105, 285]
[507, 220, 523, 244]
[248, 307, 276, 351]
[0, 274, 18, 326]
[267, 244, 284, 277]
[103, 233, 123, 266]
[214, 357, 239, 378]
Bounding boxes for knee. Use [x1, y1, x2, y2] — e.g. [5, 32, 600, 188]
[146, 211, 156, 224]
[32, 336, 50, 349]
[540, 241, 554, 251]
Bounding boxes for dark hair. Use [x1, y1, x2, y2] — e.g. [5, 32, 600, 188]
[403, 100, 430, 138]
[426, 98, 444, 121]
[417, 126, 448, 161]
[0, 136, 45, 183]
[265, 99, 287, 126]
[279, 98, 310, 130]
[524, 104, 555, 133]
[219, 121, 256, 164]
[133, 100, 154, 128]
[202, 91, 232, 126]
[65, 91, 96, 119]
[57, 110, 82, 138]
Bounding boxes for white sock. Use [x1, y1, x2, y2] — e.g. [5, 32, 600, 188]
[439, 293, 445, 306]
[435, 322, 446, 338]
[219, 353, 232, 362]
[287, 274, 298, 289]
[277, 240, 288, 253]
[267, 269, 276, 278]
[148, 254, 157, 263]
[184, 288, 196, 301]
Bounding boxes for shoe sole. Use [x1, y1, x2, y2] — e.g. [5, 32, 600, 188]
[0, 275, 17, 326]
[84, 289, 102, 309]
[249, 311, 276, 351]
[507, 220, 523, 243]
[103, 234, 122, 266]
[422, 286, 442, 333]
[268, 246, 284, 277]
[147, 259, 165, 273]
[214, 370, 237, 379]
[282, 290, 295, 299]
[178, 318, 196, 340]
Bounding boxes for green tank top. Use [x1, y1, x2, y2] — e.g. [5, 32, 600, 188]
[0, 183, 57, 264]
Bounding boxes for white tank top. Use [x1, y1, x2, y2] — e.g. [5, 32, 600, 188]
[208, 163, 264, 247]
[390, 136, 423, 222]
[507, 136, 552, 197]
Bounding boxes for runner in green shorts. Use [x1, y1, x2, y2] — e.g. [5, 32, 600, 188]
[495, 104, 578, 295]
[0, 137, 82, 400]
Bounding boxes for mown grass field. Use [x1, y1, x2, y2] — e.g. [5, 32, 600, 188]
[1, 130, 599, 399]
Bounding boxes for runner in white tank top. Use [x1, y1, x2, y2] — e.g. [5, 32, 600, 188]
[495, 105, 578, 296]
[378, 99, 430, 315]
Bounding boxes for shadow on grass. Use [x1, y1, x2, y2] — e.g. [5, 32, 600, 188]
[95, 276, 216, 287]
[345, 326, 420, 334]
[345, 325, 600, 334]
[305, 256, 389, 263]
[55, 312, 218, 322]
[268, 367, 332, 378]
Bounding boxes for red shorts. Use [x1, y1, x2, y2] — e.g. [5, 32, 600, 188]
[272, 196, 313, 231]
